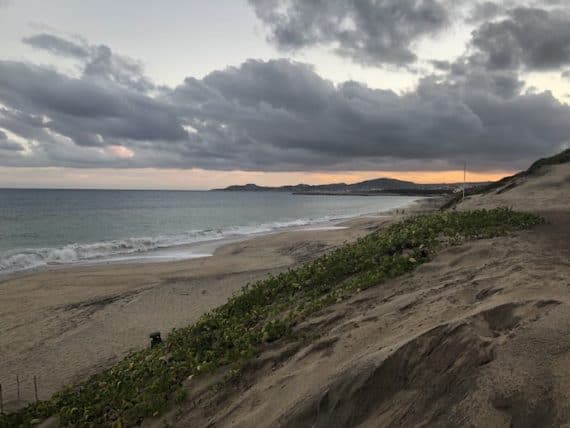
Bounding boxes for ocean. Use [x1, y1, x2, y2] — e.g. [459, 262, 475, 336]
[0, 189, 419, 276]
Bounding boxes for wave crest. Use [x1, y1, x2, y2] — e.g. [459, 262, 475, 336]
[0, 217, 340, 275]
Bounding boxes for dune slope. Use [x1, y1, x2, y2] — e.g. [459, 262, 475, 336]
[455, 150, 570, 212]
[155, 161, 570, 427]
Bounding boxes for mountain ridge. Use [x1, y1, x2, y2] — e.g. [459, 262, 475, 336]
[213, 177, 490, 195]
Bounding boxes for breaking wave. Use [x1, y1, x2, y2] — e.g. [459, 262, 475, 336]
[0, 216, 344, 276]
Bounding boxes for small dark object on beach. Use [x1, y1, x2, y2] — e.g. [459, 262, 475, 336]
[149, 332, 162, 348]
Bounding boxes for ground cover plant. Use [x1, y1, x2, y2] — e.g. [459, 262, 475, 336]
[0, 208, 543, 428]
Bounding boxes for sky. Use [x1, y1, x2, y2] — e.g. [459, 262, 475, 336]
[0, 0, 570, 189]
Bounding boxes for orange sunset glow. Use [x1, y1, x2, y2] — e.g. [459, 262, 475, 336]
[0, 167, 513, 190]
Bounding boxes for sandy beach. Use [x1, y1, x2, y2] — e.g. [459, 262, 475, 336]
[0, 199, 436, 411]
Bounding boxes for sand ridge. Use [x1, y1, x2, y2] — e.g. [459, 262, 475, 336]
[458, 163, 570, 212]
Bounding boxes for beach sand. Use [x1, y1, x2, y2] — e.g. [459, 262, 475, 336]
[150, 163, 570, 427]
[458, 163, 570, 212]
[0, 199, 437, 411]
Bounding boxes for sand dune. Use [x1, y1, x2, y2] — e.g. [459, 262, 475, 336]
[150, 165, 570, 427]
[459, 163, 570, 212]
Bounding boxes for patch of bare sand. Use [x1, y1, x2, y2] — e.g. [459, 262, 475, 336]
[1, 205, 431, 412]
[150, 170, 570, 427]
[458, 163, 570, 212]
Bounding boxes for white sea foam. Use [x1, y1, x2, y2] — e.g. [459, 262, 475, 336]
[0, 216, 344, 276]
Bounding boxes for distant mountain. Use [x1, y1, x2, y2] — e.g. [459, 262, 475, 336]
[214, 177, 490, 196]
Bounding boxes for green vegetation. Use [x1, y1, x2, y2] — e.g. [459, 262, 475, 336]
[0, 208, 543, 428]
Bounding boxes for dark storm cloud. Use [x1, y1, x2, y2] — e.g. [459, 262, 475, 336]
[471, 6, 570, 71]
[0, 60, 187, 147]
[166, 59, 569, 171]
[1, 32, 570, 172]
[248, 0, 450, 66]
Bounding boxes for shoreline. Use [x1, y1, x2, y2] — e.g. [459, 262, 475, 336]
[292, 191, 452, 197]
[0, 196, 427, 281]
[0, 197, 439, 411]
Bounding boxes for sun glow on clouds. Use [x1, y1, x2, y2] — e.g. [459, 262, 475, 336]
[101, 145, 135, 159]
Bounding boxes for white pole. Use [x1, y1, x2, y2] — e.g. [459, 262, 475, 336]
[462, 161, 466, 200]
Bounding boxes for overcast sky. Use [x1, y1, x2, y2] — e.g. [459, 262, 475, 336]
[1, 0, 569, 189]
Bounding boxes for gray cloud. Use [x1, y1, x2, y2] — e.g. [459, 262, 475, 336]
[1, 44, 568, 173]
[471, 6, 570, 71]
[0, 141, 24, 152]
[248, 0, 450, 66]
[250, 0, 570, 74]
[430, 59, 452, 71]
[0, 129, 23, 151]
[203, 59, 333, 113]
[467, 1, 503, 23]
[0, 60, 187, 148]
[4, 21, 570, 172]
[174, 59, 569, 171]
[23, 33, 89, 58]
[23, 33, 154, 92]
[0, 141, 24, 151]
